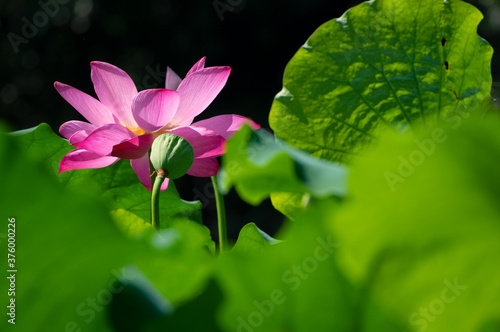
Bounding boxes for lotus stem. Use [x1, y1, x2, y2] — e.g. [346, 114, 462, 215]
[211, 175, 228, 252]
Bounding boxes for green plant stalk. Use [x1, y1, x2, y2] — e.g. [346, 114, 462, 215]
[211, 175, 228, 252]
[149, 151, 156, 227]
[151, 169, 166, 230]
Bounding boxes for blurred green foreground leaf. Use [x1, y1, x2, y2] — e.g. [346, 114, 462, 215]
[1, 117, 499, 332]
[0, 125, 214, 331]
[214, 117, 500, 332]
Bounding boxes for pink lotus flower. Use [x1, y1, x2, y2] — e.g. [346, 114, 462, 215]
[55, 57, 259, 190]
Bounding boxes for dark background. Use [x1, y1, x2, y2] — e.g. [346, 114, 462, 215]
[1, 0, 499, 239]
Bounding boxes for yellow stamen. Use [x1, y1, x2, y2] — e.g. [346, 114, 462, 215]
[126, 126, 146, 136]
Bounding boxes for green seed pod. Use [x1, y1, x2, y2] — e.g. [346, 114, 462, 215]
[150, 134, 194, 179]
